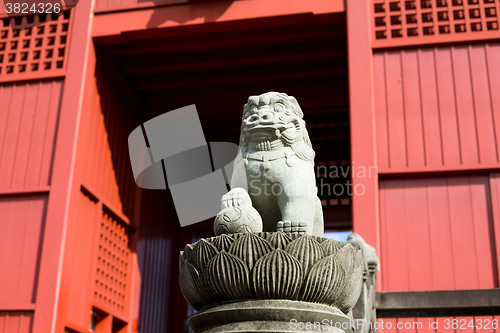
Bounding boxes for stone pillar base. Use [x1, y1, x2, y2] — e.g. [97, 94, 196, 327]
[188, 299, 352, 333]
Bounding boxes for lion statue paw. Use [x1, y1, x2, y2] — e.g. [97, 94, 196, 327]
[276, 221, 308, 236]
[221, 187, 252, 208]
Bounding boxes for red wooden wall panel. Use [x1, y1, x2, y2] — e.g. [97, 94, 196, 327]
[486, 44, 500, 163]
[385, 51, 408, 169]
[0, 195, 48, 305]
[374, 43, 500, 172]
[75, 63, 141, 220]
[56, 58, 144, 331]
[418, 49, 442, 168]
[434, 47, 462, 167]
[59, 189, 99, 328]
[0, 81, 63, 190]
[401, 51, 425, 169]
[77, 77, 123, 214]
[487, 172, 500, 281]
[379, 176, 498, 292]
[0, 311, 34, 333]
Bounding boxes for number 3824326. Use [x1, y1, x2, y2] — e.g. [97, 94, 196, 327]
[5, 3, 61, 14]
[444, 319, 498, 330]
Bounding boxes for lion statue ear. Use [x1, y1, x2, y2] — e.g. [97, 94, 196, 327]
[288, 96, 304, 119]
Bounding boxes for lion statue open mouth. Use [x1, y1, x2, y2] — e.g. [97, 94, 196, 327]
[218, 92, 324, 237]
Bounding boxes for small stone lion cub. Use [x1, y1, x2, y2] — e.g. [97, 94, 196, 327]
[221, 92, 324, 237]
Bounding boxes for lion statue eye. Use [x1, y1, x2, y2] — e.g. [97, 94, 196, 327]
[274, 104, 284, 113]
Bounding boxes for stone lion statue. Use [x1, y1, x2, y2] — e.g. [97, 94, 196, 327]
[220, 92, 324, 237]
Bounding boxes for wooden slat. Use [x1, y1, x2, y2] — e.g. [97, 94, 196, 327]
[470, 176, 496, 289]
[451, 46, 479, 165]
[426, 178, 455, 290]
[0, 305, 35, 311]
[404, 179, 432, 291]
[374, 52, 390, 170]
[380, 179, 409, 290]
[486, 43, 500, 164]
[435, 47, 462, 166]
[418, 48, 443, 168]
[487, 172, 500, 282]
[469, 45, 498, 164]
[447, 177, 480, 289]
[385, 51, 407, 168]
[401, 50, 425, 168]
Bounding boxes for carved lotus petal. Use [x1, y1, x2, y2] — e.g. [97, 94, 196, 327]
[335, 265, 364, 314]
[179, 251, 185, 272]
[205, 251, 252, 301]
[228, 233, 273, 269]
[285, 235, 326, 274]
[184, 243, 195, 265]
[193, 238, 219, 272]
[212, 234, 235, 252]
[334, 243, 362, 277]
[321, 239, 345, 256]
[266, 232, 293, 250]
[298, 254, 346, 304]
[179, 260, 211, 311]
[252, 249, 303, 299]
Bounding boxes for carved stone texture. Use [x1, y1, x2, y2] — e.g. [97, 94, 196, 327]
[179, 258, 212, 310]
[285, 235, 326, 273]
[179, 232, 364, 315]
[299, 254, 346, 305]
[228, 233, 273, 269]
[334, 244, 364, 313]
[188, 299, 352, 333]
[266, 231, 293, 249]
[193, 239, 219, 273]
[219, 92, 325, 237]
[253, 249, 303, 299]
[205, 251, 252, 301]
[349, 233, 379, 333]
[347, 233, 380, 272]
[322, 238, 346, 256]
[214, 192, 263, 235]
[212, 234, 235, 252]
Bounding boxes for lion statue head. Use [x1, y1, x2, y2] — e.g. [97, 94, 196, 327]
[236, 92, 315, 163]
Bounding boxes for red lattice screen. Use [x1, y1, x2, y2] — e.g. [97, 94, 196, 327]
[373, 0, 500, 47]
[0, 11, 71, 83]
[94, 209, 131, 316]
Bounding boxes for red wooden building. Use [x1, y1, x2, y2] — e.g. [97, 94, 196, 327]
[0, 0, 499, 332]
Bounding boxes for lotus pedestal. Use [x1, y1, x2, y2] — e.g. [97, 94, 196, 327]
[179, 232, 364, 333]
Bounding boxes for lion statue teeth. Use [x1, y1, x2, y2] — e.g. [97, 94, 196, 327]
[219, 92, 324, 237]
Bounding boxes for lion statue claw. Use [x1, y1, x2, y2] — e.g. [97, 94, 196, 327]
[219, 92, 324, 237]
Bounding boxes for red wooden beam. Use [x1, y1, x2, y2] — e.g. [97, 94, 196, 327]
[31, 0, 98, 332]
[347, 0, 382, 289]
[125, 50, 347, 75]
[109, 27, 346, 56]
[92, 0, 345, 39]
[137, 69, 347, 90]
